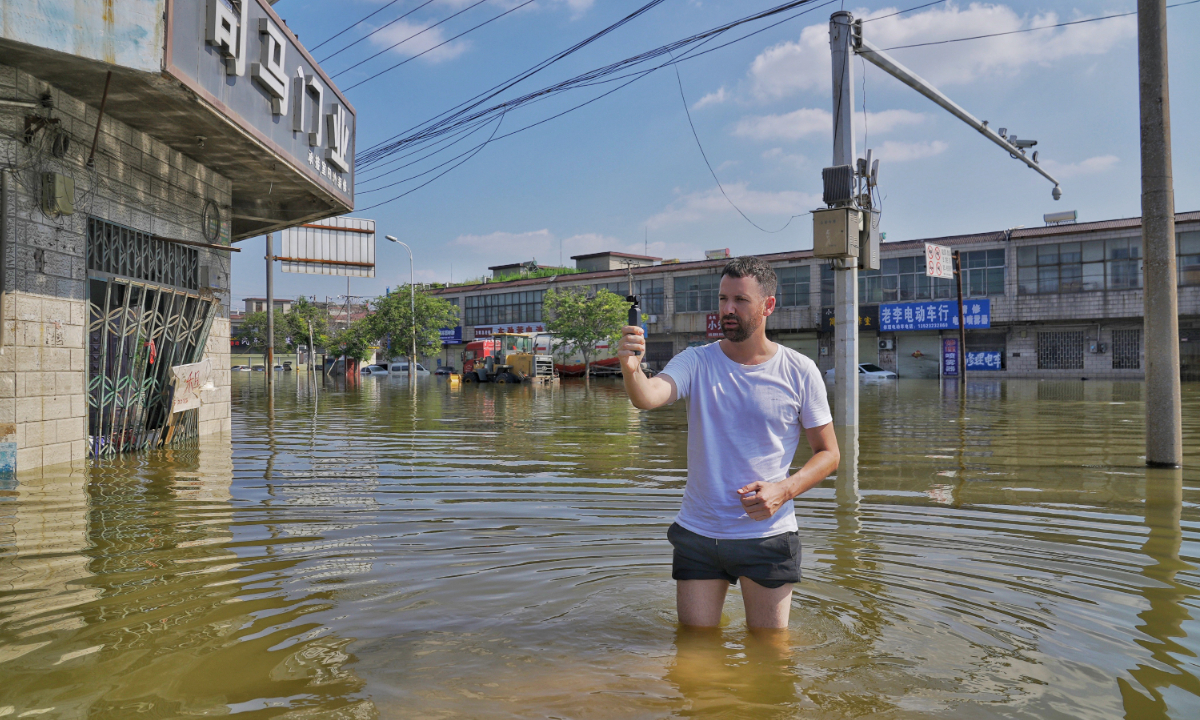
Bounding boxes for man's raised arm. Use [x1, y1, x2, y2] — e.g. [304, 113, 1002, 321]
[617, 325, 677, 410]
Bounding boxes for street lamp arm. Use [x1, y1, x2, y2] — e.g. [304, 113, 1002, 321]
[854, 34, 1062, 195]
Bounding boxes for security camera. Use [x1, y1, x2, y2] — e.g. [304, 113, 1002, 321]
[998, 127, 1007, 138]
[1052, 186, 1062, 201]
[1013, 138, 1037, 149]
[1032, 151, 1039, 164]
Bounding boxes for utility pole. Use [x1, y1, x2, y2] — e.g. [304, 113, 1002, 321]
[266, 232, 274, 388]
[1139, 0, 1181, 466]
[830, 10, 858, 427]
[954, 250, 966, 379]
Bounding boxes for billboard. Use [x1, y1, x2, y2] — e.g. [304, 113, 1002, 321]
[280, 217, 375, 277]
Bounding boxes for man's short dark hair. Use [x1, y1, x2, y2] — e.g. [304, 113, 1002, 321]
[721, 256, 777, 299]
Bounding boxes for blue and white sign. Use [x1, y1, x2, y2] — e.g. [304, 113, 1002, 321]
[880, 299, 991, 332]
[440, 326, 463, 344]
[966, 351, 1003, 370]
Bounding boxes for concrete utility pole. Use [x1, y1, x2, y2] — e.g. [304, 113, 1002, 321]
[1139, 0, 1182, 466]
[830, 11, 858, 427]
[266, 232, 274, 388]
[387, 236, 416, 382]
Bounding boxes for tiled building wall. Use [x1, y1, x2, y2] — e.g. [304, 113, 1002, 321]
[0, 65, 232, 469]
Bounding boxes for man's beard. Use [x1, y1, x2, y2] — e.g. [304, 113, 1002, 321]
[722, 311, 761, 342]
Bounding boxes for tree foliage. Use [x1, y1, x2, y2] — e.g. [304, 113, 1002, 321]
[543, 287, 629, 383]
[328, 319, 375, 363]
[235, 310, 293, 353]
[286, 297, 331, 350]
[367, 288, 460, 360]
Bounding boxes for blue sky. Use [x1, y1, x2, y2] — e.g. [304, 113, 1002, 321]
[232, 0, 1200, 307]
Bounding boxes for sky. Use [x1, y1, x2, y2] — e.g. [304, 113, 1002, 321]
[231, 0, 1200, 307]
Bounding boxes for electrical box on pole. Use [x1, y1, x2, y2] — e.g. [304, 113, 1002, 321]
[813, 208, 861, 259]
[860, 208, 880, 271]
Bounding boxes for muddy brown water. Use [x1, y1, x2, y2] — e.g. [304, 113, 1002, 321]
[1, 374, 1198, 718]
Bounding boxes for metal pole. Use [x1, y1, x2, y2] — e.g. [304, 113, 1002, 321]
[954, 250, 966, 380]
[266, 232, 274, 388]
[1139, 0, 1181, 466]
[830, 10, 858, 427]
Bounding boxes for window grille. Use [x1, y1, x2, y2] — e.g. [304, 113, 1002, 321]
[1037, 331, 1084, 370]
[673, 274, 719, 313]
[1017, 237, 1141, 295]
[87, 216, 199, 290]
[776, 266, 811, 307]
[1112, 329, 1142, 370]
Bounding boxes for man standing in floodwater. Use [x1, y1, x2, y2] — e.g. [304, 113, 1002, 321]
[617, 256, 840, 629]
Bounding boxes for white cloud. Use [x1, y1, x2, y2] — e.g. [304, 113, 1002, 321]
[694, 87, 729, 109]
[734, 108, 924, 142]
[748, 3, 1136, 98]
[761, 147, 808, 169]
[874, 140, 948, 162]
[368, 19, 470, 63]
[647, 183, 822, 229]
[734, 108, 831, 141]
[1040, 154, 1118, 178]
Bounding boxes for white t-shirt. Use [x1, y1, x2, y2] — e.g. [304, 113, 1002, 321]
[660, 341, 832, 539]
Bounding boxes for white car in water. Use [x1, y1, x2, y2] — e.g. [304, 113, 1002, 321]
[825, 363, 898, 382]
[388, 362, 430, 375]
[360, 364, 390, 376]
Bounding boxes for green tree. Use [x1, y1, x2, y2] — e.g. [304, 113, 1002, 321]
[543, 287, 630, 385]
[367, 288, 460, 363]
[328, 319, 375, 369]
[234, 310, 292, 354]
[285, 297, 331, 356]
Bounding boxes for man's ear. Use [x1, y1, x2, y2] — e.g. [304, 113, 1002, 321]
[762, 294, 777, 317]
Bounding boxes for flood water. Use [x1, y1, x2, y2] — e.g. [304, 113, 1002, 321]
[2, 373, 1199, 719]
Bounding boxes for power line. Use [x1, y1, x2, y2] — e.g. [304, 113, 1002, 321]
[862, 0, 945, 23]
[310, 0, 405, 52]
[880, 0, 1200, 52]
[333, 0, 493, 78]
[671, 55, 806, 234]
[341, 0, 538, 89]
[319, 0, 439, 63]
[353, 0, 832, 208]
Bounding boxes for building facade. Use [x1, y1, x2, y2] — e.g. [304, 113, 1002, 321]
[1, 0, 355, 468]
[428, 213, 1200, 380]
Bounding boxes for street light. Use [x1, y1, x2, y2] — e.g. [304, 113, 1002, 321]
[385, 235, 416, 382]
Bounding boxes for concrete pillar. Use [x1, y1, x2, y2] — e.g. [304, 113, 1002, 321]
[1138, 0, 1181, 466]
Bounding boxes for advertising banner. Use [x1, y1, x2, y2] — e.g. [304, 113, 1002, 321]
[706, 313, 723, 338]
[820, 305, 880, 332]
[966, 351, 1003, 370]
[942, 338, 959, 377]
[880, 299, 990, 332]
[440, 327, 463, 344]
[473, 324, 546, 339]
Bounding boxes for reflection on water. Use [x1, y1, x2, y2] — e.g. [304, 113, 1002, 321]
[1, 374, 1198, 718]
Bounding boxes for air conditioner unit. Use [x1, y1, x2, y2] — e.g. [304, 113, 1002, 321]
[878, 338, 894, 351]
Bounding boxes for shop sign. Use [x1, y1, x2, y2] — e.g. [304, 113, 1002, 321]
[705, 313, 723, 339]
[167, 0, 355, 201]
[942, 338, 959, 376]
[440, 326, 463, 344]
[880, 299, 990, 332]
[820, 305, 880, 332]
[474, 324, 546, 339]
[966, 351, 1003, 370]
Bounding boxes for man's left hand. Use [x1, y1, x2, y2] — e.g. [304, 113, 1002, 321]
[737, 481, 790, 521]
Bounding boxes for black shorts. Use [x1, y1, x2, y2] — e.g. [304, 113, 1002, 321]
[667, 522, 801, 589]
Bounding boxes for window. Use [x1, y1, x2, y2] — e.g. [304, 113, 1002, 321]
[1037, 331, 1084, 370]
[963, 249, 1006, 297]
[1178, 231, 1200, 285]
[776, 266, 811, 307]
[1112, 329, 1141, 369]
[821, 264, 835, 307]
[966, 331, 1007, 370]
[674, 274, 719, 312]
[637, 278, 665, 315]
[879, 256, 956, 302]
[1018, 237, 1141, 294]
[464, 289, 544, 326]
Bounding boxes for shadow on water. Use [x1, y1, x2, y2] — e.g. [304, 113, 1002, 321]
[0, 372, 1197, 718]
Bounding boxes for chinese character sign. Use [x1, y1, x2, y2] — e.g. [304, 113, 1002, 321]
[706, 313, 723, 339]
[880, 299, 990, 331]
[170, 359, 213, 414]
[966, 351, 1003, 370]
[925, 243, 954, 279]
[440, 327, 463, 344]
[942, 338, 959, 377]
